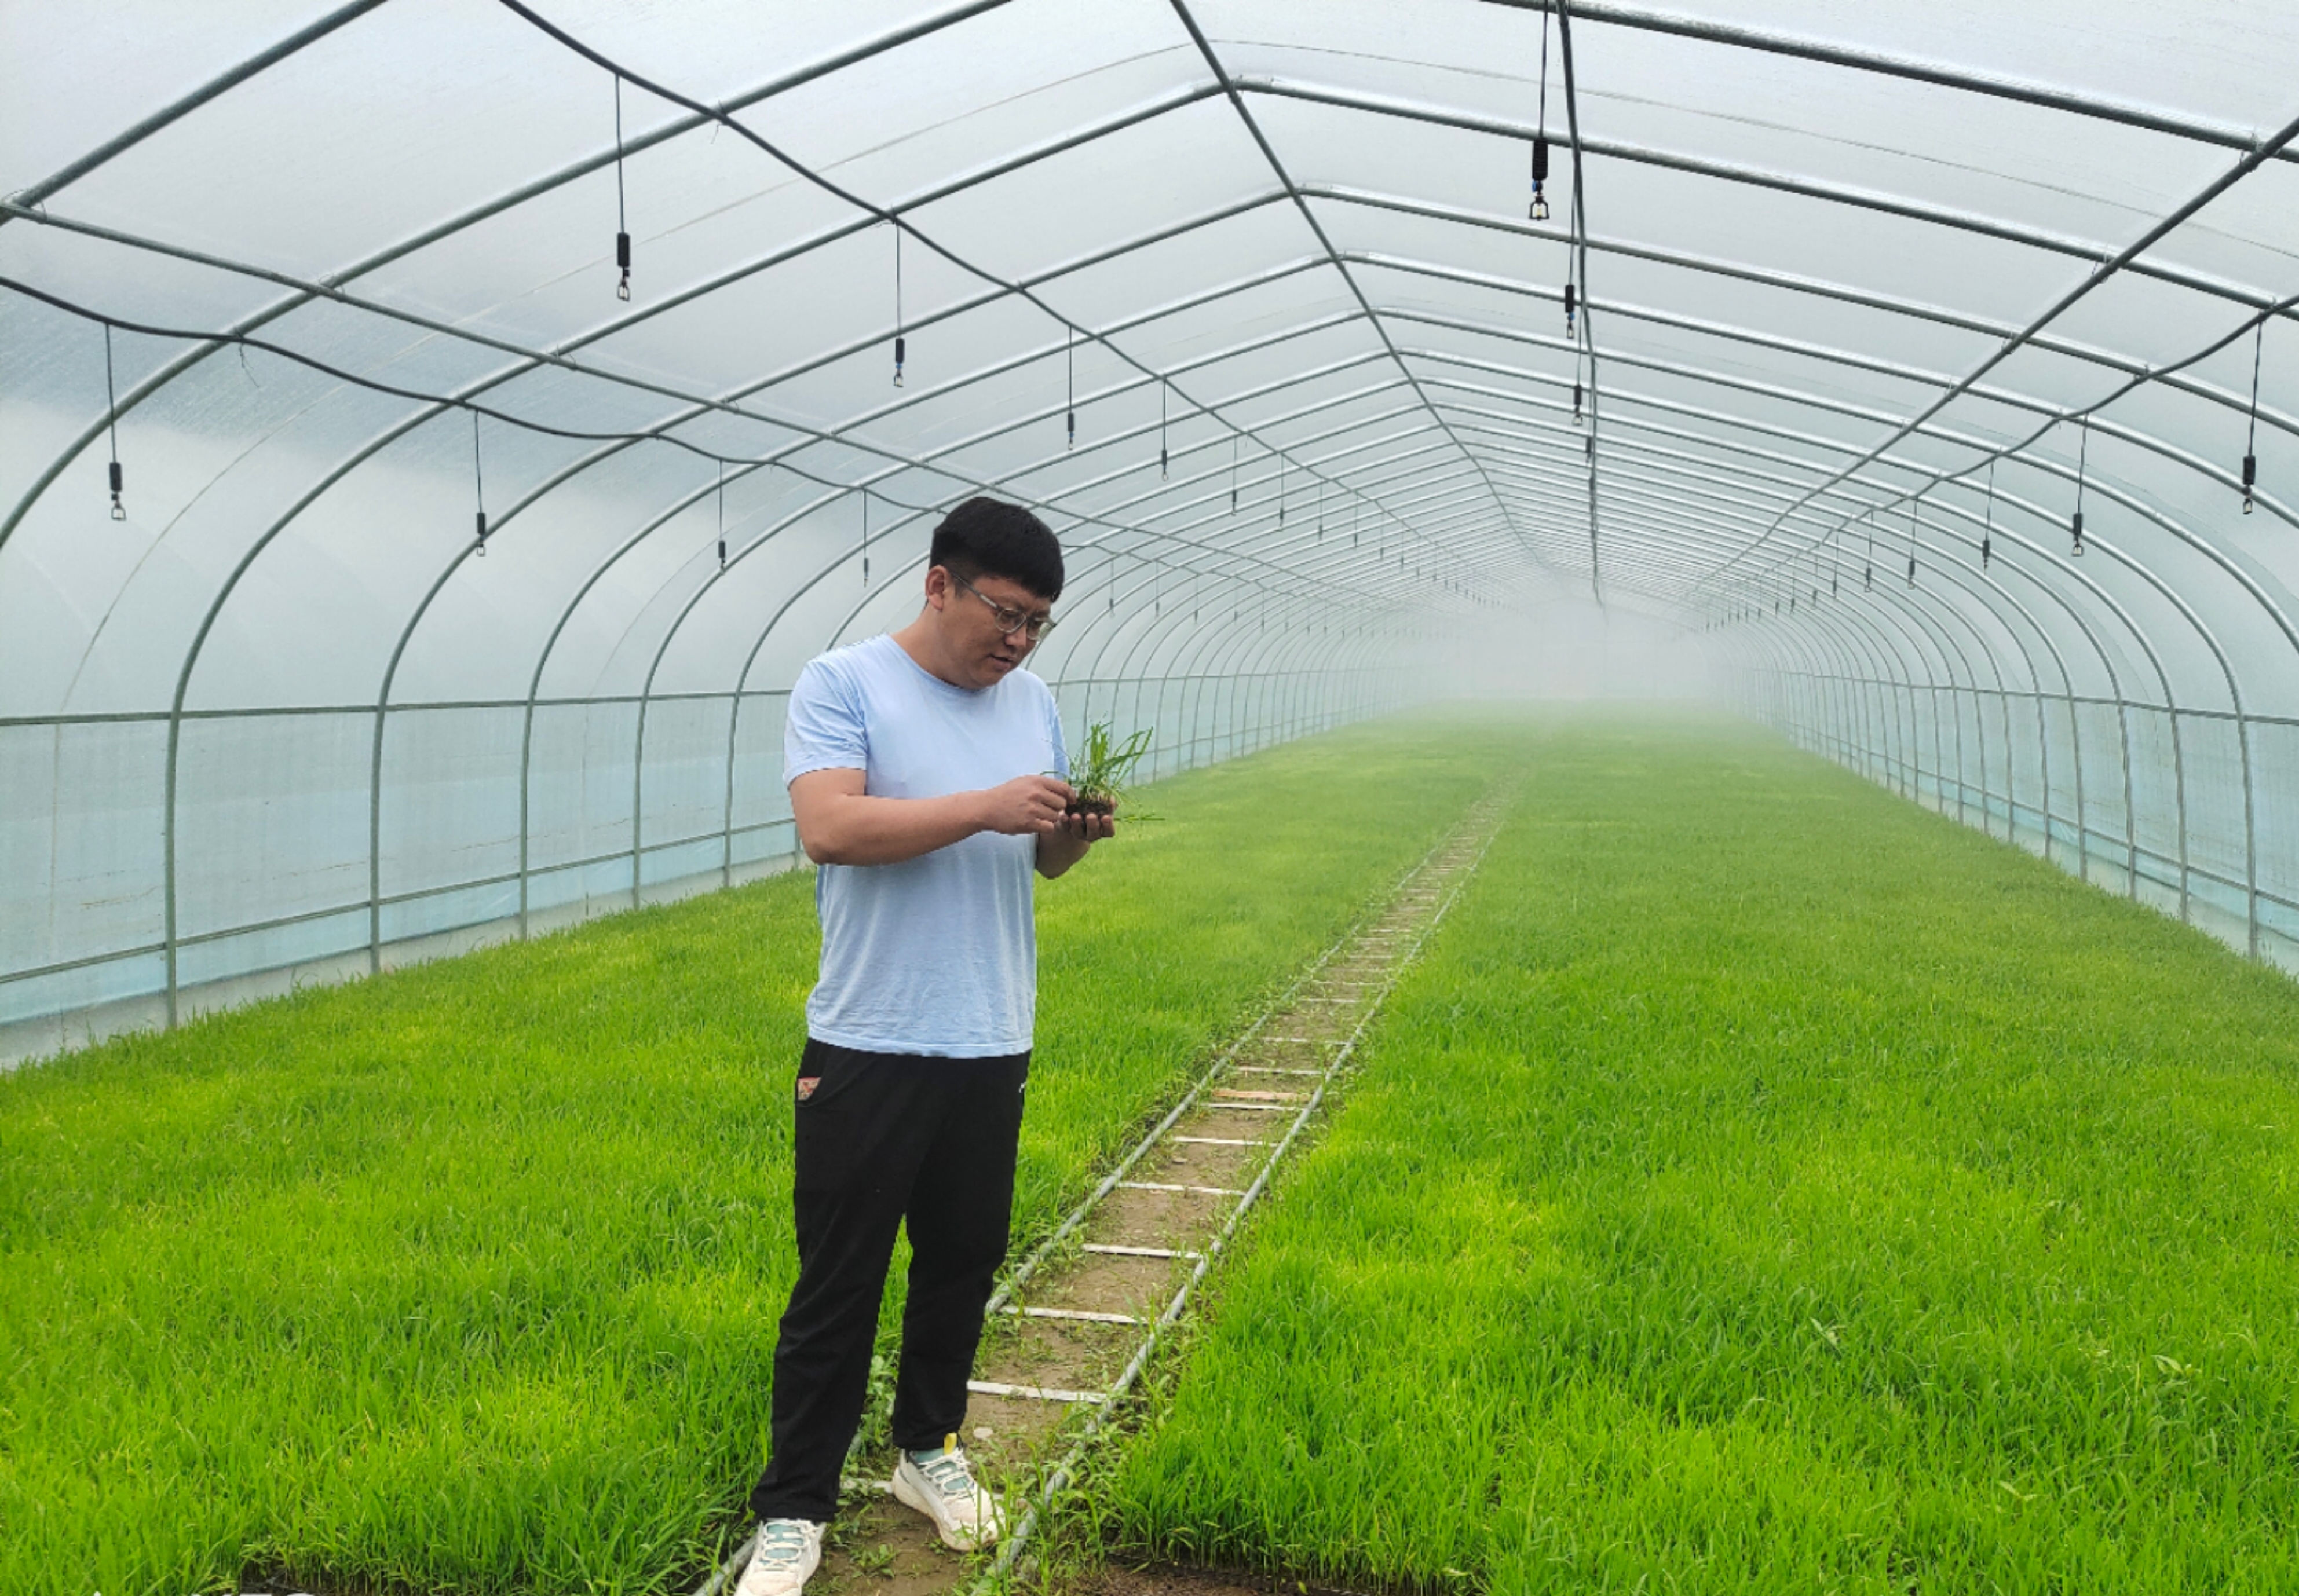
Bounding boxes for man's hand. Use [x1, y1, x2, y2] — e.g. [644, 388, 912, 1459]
[1036, 801, 1111, 878]
[977, 774, 1078, 836]
[792, 768, 1100, 866]
[1055, 809, 1116, 842]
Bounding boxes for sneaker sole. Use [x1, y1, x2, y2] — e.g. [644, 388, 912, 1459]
[736, 1540, 821, 1596]
[890, 1467, 997, 1551]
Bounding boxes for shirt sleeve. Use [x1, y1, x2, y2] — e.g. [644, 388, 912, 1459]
[1044, 687, 1071, 781]
[784, 655, 869, 785]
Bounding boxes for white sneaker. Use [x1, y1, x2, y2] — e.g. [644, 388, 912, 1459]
[890, 1436, 1006, 1550]
[733, 1517, 823, 1596]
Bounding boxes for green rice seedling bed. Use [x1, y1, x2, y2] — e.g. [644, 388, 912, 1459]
[1111, 712, 2299, 1596]
[0, 715, 1527, 1596]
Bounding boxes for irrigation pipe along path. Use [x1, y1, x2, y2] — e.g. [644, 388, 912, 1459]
[696, 777, 1521, 1596]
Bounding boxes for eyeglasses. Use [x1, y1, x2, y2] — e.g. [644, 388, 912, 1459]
[953, 573, 1059, 641]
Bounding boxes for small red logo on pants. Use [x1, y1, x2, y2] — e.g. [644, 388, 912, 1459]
[796, 1076, 821, 1101]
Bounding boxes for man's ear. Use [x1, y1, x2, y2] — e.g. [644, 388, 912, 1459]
[923, 564, 950, 610]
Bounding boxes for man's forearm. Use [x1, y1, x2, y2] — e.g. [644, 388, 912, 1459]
[1035, 826, 1091, 878]
[799, 790, 986, 866]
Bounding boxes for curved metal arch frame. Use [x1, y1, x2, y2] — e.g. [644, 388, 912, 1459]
[1692, 468, 2221, 929]
[1406, 342, 2267, 722]
[518, 365, 1487, 934]
[1537, 473, 2061, 856]
[9, 0, 2290, 1026]
[276, 313, 1521, 994]
[1452, 398, 2144, 866]
[1460, 401, 2204, 905]
[41, 30, 2297, 729]
[16, 11, 2290, 607]
[27, 129, 2293, 759]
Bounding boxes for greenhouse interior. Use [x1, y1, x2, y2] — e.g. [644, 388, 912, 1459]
[3, 1, 2296, 1593]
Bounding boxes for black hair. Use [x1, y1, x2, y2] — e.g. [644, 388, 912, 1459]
[930, 496, 1065, 601]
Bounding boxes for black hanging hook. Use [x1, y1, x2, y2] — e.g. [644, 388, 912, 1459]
[103, 323, 125, 519]
[1980, 457, 1996, 570]
[2242, 319, 2263, 514]
[2071, 416, 2090, 556]
[1563, 280, 1578, 335]
[614, 75, 631, 301]
[1530, 12, 1552, 221]
[472, 410, 488, 555]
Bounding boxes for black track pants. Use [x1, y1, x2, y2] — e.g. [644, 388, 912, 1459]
[749, 1037, 1030, 1524]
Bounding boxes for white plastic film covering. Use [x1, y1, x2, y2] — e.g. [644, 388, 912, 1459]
[3, 0, 2297, 1057]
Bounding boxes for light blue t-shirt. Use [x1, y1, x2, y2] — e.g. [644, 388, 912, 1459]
[784, 634, 1069, 1057]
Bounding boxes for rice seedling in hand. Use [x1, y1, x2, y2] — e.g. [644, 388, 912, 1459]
[1067, 720, 1156, 822]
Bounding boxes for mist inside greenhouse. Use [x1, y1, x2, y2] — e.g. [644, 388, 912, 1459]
[6, 2, 2299, 1593]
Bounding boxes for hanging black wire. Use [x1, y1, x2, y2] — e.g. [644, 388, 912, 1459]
[1863, 508, 1874, 589]
[1230, 435, 1238, 513]
[613, 75, 631, 301]
[2071, 416, 2090, 556]
[1906, 494, 1918, 584]
[891, 226, 907, 388]
[1981, 458, 1996, 569]
[2242, 320, 2264, 513]
[861, 488, 871, 585]
[1278, 456, 1286, 525]
[1158, 381, 1168, 478]
[716, 461, 727, 570]
[103, 323, 125, 519]
[1529, 6, 1552, 221]
[472, 411, 489, 555]
[1065, 326, 1075, 449]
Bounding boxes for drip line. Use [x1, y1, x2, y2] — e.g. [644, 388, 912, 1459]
[1981, 457, 1996, 568]
[2072, 415, 2090, 554]
[2243, 320, 2264, 511]
[471, 411, 488, 554]
[613, 74, 630, 300]
[104, 323, 124, 518]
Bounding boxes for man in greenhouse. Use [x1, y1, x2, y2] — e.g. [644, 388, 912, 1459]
[738, 496, 1110, 1596]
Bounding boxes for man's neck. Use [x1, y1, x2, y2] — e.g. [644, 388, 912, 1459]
[891, 614, 974, 690]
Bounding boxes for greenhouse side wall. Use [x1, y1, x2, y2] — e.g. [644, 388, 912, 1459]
[1735, 661, 2299, 978]
[0, 659, 1417, 1070]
